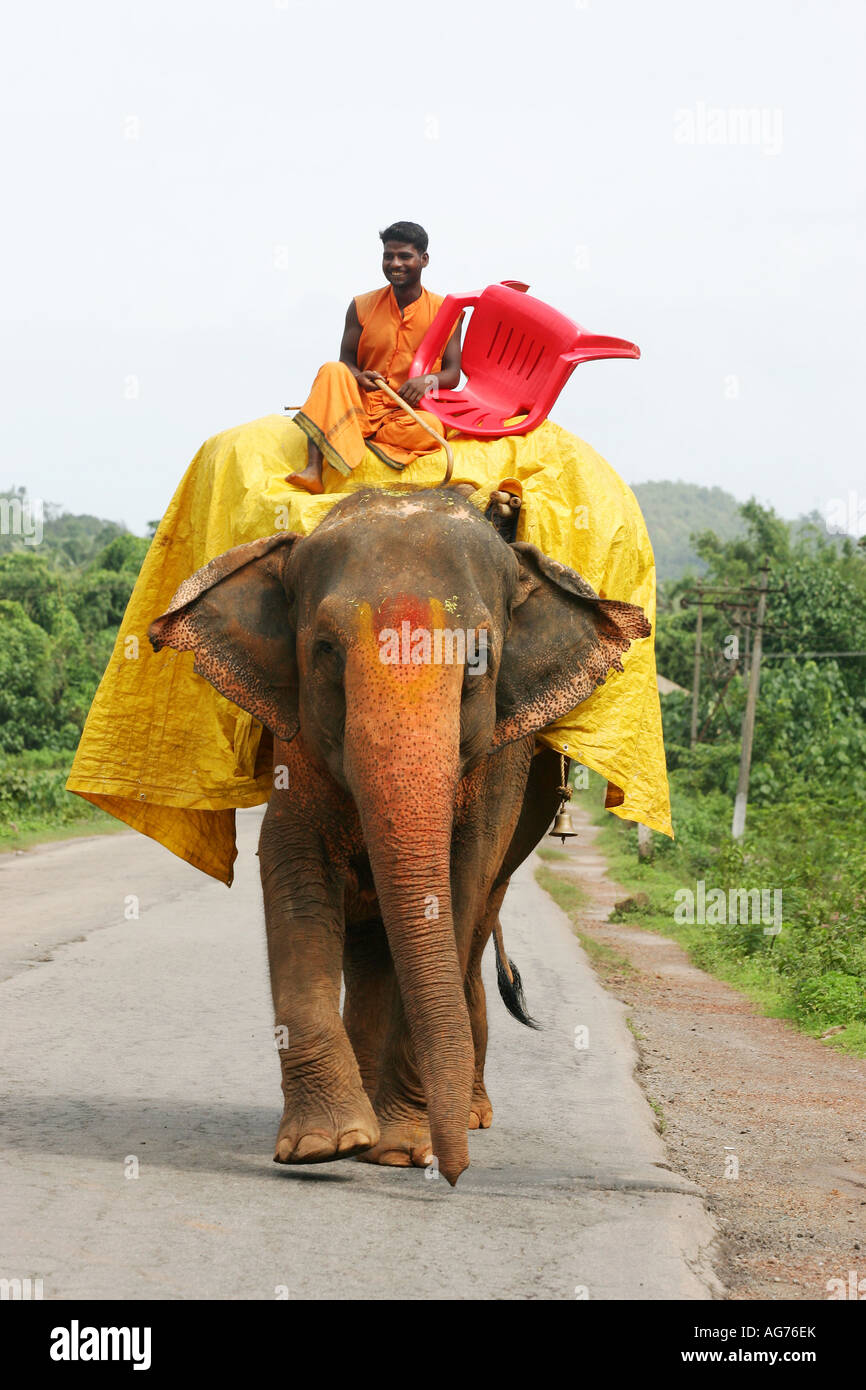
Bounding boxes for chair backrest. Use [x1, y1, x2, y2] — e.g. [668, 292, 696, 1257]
[460, 283, 583, 411]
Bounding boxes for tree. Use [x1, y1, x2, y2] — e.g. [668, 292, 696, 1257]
[0, 601, 56, 750]
[656, 498, 866, 802]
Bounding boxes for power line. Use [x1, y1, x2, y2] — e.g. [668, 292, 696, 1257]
[762, 650, 866, 660]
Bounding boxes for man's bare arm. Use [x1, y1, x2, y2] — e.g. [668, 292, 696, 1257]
[339, 301, 380, 392]
[398, 319, 463, 405]
[438, 321, 462, 390]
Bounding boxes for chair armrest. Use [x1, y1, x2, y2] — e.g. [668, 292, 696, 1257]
[563, 335, 640, 364]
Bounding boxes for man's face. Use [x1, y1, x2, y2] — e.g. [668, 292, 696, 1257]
[382, 240, 428, 288]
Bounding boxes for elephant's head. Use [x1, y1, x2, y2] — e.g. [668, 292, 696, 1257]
[149, 488, 649, 1183]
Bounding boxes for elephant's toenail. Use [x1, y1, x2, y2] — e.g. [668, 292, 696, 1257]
[338, 1130, 371, 1153]
[293, 1133, 332, 1161]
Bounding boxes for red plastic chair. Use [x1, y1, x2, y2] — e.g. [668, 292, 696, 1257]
[409, 281, 639, 439]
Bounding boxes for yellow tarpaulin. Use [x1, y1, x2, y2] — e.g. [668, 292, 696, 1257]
[67, 413, 672, 883]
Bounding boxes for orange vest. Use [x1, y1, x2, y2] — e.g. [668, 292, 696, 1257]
[354, 286, 445, 389]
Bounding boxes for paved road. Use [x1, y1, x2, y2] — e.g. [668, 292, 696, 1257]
[0, 812, 720, 1300]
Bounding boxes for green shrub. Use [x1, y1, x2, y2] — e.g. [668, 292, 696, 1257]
[793, 972, 866, 1025]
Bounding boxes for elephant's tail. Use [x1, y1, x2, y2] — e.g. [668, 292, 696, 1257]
[493, 918, 541, 1030]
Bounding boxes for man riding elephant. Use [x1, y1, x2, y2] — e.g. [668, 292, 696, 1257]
[288, 221, 463, 494]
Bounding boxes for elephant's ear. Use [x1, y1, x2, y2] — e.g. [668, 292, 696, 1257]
[493, 543, 651, 748]
[148, 532, 302, 743]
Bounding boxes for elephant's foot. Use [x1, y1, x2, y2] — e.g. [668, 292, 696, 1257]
[469, 1081, 493, 1130]
[273, 1043, 379, 1164]
[274, 1092, 379, 1164]
[356, 1111, 433, 1169]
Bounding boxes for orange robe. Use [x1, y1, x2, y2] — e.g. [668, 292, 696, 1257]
[293, 285, 448, 474]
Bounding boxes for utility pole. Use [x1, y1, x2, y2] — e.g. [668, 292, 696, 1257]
[690, 581, 704, 749]
[732, 560, 769, 840]
[742, 614, 751, 680]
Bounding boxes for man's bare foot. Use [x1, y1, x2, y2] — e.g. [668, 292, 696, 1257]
[286, 465, 325, 495]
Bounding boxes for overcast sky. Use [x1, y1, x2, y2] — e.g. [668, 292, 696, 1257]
[4, 0, 864, 535]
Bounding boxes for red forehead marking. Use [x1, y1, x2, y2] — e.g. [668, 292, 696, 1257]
[351, 595, 459, 701]
[373, 593, 433, 635]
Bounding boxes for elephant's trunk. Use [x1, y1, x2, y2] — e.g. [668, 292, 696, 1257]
[342, 598, 474, 1186]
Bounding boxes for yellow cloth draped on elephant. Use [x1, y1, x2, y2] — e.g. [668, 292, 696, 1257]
[66, 414, 672, 884]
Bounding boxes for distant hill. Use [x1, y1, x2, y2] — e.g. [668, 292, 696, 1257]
[7, 479, 746, 582]
[7, 481, 827, 588]
[629, 481, 746, 581]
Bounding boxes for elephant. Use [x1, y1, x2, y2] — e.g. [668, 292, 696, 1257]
[149, 487, 649, 1185]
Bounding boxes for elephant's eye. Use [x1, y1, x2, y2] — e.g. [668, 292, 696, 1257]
[314, 636, 344, 678]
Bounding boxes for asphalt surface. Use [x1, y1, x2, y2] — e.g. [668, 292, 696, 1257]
[0, 811, 721, 1300]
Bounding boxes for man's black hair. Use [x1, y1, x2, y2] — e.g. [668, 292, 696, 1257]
[379, 221, 429, 254]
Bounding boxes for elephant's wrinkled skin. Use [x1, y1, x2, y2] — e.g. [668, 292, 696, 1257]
[149, 489, 649, 1185]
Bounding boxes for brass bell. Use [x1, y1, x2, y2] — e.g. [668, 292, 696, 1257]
[548, 749, 578, 842]
[549, 806, 578, 842]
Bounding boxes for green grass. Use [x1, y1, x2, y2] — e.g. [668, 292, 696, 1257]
[534, 770, 866, 1057]
[647, 1097, 666, 1134]
[827, 1021, 866, 1054]
[0, 750, 127, 852]
[586, 773, 866, 1057]
[575, 930, 636, 979]
[595, 814, 792, 1009]
[535, 864, 587, 914]
[0, 812, 129, 854]
[535, 863, 635, 981]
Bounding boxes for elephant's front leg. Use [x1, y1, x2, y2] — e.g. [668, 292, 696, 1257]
[260, 799, 379, 1164]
